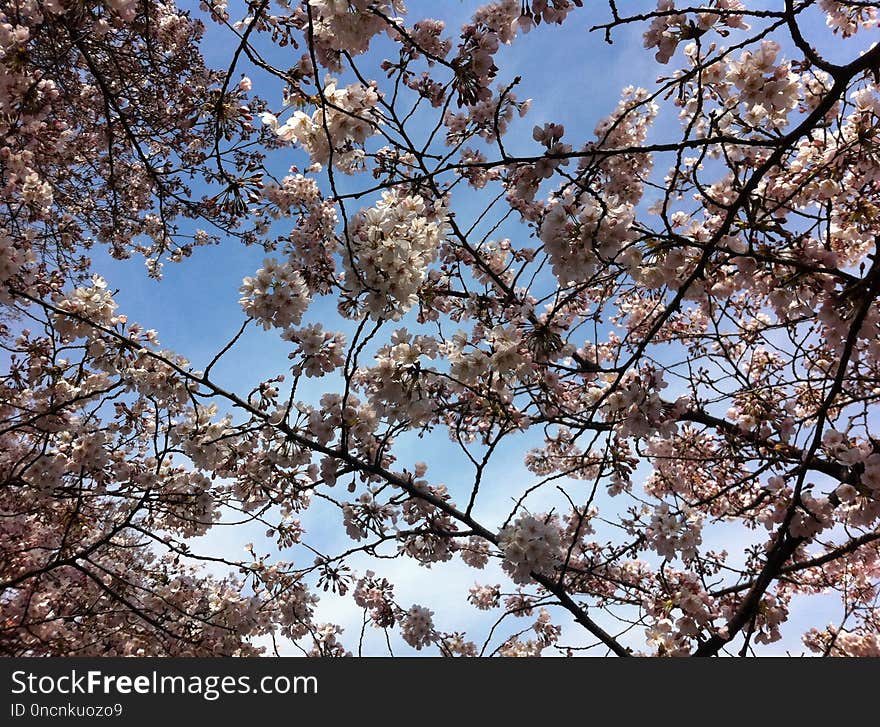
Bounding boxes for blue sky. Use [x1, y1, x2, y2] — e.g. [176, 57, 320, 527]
[83, 1, 871, 655]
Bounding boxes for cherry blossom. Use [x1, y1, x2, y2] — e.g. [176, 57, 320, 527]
[3, 0, 880, 659]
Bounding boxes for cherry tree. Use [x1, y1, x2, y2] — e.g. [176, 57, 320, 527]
[2, 0, 880, 657]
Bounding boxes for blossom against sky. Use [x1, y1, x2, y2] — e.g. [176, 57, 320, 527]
[69, 1, 876, 655]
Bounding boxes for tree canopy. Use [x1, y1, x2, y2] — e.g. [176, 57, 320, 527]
[2, 0, 880, 657]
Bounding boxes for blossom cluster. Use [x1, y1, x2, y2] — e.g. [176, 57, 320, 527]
[400, 604, 434, 650]
[342, 192, 447, 319]
[261, 80, 380, 171]
[239, 258, 311, 331]
[498, 513, 564, 584]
